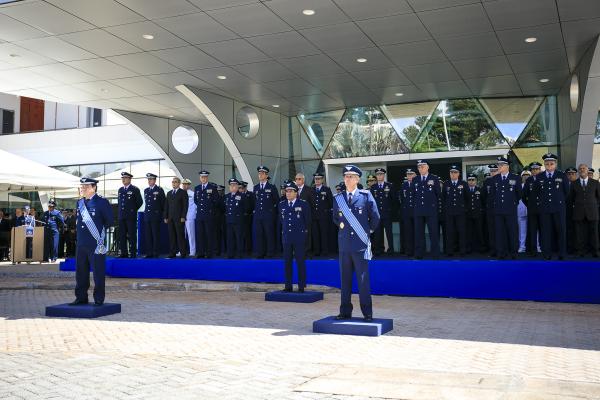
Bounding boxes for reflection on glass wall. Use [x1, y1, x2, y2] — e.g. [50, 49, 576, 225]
[297, 109, 345, 156]
[414, 99, 509, 153]
[512, 147, 558, 170]
[513, 97, 558, 147]
[325, 106, 409, 159]
[480, 97, 543, 145]
[592, 112, 600, 176]
[381, 102, 438, 150]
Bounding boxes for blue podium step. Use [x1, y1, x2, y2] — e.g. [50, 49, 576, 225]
[45, 303, 121, 318]
[265, 290, 324, 303]
[313, 316, 393, 337]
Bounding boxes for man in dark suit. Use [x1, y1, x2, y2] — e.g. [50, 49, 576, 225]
[163, 177, 188, 258]
[569, 163, 600, 257]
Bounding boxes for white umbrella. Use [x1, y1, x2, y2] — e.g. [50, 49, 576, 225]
[0, 148, 81, 192]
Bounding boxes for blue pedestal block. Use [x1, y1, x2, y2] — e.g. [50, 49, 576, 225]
[45, 303, 121, 318]
[265, 290, 324, 303]
[313, 316, 394, 337]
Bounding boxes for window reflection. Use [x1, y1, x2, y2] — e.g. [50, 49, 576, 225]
[298, 109, 345, 156]
[514, 97, 558, 147]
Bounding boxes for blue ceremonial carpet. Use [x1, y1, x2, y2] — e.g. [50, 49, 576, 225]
[59, 257, 600, 304]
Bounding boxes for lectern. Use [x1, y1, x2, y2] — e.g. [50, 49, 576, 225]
[11, 226, 45, 263]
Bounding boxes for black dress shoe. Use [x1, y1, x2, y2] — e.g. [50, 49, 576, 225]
[335, 314, 351, 320]
[93, 301, 104, 306]
[144, 255, 153, 259]
[298, 287, 305, 293]
[363, 316, 373, 322]
[68, 300, 88, 306]
[118, 254, 129, 258]
[282, 288, 292, 292]
[165, 255, 176, 259]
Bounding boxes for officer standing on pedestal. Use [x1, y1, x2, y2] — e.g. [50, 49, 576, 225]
[143, 173, 165, 258]
[465, 173, 484, 254]
[253, 166, 279, 258]
[492, 156, 522, 259]
[279, 181, 311, 292]
[118, 172, 143, 258]
[194, 170, 219, 259]
[333, 165, 380, 322]
[443, 165, 467, 256]
[310, 172, 333, 257]
[70, 177, 113, 306]
[42, 200, 64, 262]
[399, 168, 416, 257]
[370, 168, 395, 256]
[413, 160, 441, 259]
[536, 153, 569, 260]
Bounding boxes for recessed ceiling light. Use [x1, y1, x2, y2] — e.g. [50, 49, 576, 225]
[356, 58, 367, 63]
[272, 104, 280, 108]
[525, 37, 537, 43]
[168, 115, 174, 118]
[302, 9, 315, 16]
[142, 34, 154, 40]
[539, 78, 549, 83]
[395, 92, 404, 97]
[217, 75, 227, 80]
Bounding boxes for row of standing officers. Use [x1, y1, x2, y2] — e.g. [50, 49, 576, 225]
[116, 154, 600, 262]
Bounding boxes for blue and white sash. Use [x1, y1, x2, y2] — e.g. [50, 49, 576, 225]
[78, 199, 106, 255]
[335, 194, 372, 260]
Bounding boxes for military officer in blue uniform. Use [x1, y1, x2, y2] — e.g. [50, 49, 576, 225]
[522, 162, 542, 256]
[333, 165, 380, 322]
[310, 172, 333, 257]
[117, 171, 143, 258]
[370, 168, 396, 256]
[481, 164, 498, 256]
[278, 181, 311, 292]
[491, 156, 522, 259]
[224, 178, 249, 258]
[42, 200, 64, 262]
[143, 173, 165, 258]
[413, 160, 441, 259]
[443, 165, 468, 256]
[70, 177, 113, 306]
[565, 167, 578, 254]
[465, 174, 485, 253]
[253, 166, 279, 258]
[239, 181, 254, 255]
[399, 168, 416, 256]
[193, 170, 219, 258]
[535, 153, 569, 260]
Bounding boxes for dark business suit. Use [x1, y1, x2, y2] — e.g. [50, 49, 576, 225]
[164, 188, 189, 257]
[569, 178, 600, 255]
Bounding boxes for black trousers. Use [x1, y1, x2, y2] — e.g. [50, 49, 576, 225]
[144, 218, 161, 257]
[75, 246, 105, 304]
[575, 217, 599, 255]
[373, 217, 394, 254]
[526, 212, 541, 254]
[495, 214, 518, 257]
[540, 211, 566, 257]
[254, 216, 275, 257]
[167, 219, 187, 257]
[226, 223, 244, 258]
[445, 213, 466, 255]
[339, 251, 372, 317]
[414, 215, 439, 257]
[466, 216, 484, 253]
[283, 239, 306, 289]
[401, 214, 414, 256]
[486, 213, 496, 255]
[311, 217, 330, 255]
[118, 217, 137, 257]
[196, 217, 215, 257]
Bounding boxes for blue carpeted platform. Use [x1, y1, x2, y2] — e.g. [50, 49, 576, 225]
[313, 316, 394, 337]
[45, 303, 121, 318]
[265, 290, 324, 303]
[59, 257, 600, 304]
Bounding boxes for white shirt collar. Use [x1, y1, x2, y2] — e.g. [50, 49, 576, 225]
[124, 185, 130, 190]
[315, 184, 322, 190]
[346, 187, 358, 197]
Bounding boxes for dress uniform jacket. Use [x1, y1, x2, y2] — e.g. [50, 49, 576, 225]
[194, 182, 219, 257]
[370, 182, 396, 254]
[522, 175, 542, 255]
[443, 180, 467, 255]
[224, 191, 249, 258]
[466, 185, 484, 252]
[117, 184, 143, 257]
[253, 182, 279, 257]
[143, 185, 166, 257]
[278, 198, 311, 290]
[535, 171, 569, 258]
[491, 173, 522, 257]
[42, 209, 64, 261]
[413, 174, 441, 257]
[311, 184, 333, 256]
[399, 180, 416, 256]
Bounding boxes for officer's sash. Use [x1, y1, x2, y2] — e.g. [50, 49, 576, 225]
[78, 198, 107, 255]
[335, 194, 372, 260]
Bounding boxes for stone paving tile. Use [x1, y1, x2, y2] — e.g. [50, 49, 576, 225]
[1, 289, 600, 399]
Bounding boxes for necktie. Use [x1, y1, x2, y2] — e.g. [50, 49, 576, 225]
[379, 184, 383, 189]
[422, 176, 426, 183]
[503, 176, 506, 182]
[583, 180, 587, 188]
[289, 201, 292, 207]
[203, 185, 206, 191]
[347, 193, 352, 205]
[261, 184, 264, 191]
[173, 189, 176, 195]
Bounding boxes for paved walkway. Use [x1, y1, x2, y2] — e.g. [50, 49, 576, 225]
[1, 279, 600, 399]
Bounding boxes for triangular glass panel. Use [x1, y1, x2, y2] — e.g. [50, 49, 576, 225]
[480, 97, 543, 145]
[380, 101, 438, 150]
[324, 106, 410, 159]
[297, 109, 345, 157]
[595, 111, 600, 144]
[512, 146, 559, 169]
[513, 96, 558, 147]
[412, 99, 509, 153]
